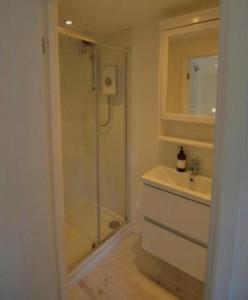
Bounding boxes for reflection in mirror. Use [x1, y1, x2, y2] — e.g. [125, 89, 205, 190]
[188, 55, 218, 116]
[166, 26, 219, 117]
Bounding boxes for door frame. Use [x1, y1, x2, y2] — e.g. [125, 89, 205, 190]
[46, 0, 248, 299]
[46, 1, 68, 299]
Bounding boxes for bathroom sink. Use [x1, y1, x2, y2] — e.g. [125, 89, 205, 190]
[141, 165, 212, 205]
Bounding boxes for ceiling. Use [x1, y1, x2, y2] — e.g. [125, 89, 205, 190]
[58, 0, 219, 37]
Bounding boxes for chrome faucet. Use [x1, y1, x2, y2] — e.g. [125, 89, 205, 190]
[189, 159, 200, 176]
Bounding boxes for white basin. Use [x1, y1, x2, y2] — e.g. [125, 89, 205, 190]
[141, 165, 212, 205]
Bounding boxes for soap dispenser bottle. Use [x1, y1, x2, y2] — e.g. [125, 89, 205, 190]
[177, 146, 186, 172]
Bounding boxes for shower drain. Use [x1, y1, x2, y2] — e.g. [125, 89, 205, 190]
[90, 221, 121, 249]
[109, 220, 121, 230]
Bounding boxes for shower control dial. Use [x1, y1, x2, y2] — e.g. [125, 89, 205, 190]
[102, 66, 117, 95]
[105, 77, 113, 87]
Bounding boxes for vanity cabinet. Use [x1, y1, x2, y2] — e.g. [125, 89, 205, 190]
[142, 184, 210, 244]
[141, 183, 210, 281]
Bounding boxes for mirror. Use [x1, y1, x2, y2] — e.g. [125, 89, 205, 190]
[163, 22, 219, 121]
[187, 55, 218, 116]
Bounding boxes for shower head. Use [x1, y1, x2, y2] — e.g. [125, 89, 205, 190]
[80, 40, 92, 53]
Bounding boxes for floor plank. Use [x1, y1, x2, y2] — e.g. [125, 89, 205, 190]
[70, 233, 178, 300]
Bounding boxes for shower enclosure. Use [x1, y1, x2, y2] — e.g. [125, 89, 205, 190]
[58, 32, 128, 272]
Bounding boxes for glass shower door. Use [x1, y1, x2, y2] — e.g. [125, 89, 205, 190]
[59, 34, 99, 272]
[97, 45, 127, 243]
[59, 33, 128, 272]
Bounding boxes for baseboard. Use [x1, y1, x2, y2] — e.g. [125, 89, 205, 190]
[68, 223, 132, 287]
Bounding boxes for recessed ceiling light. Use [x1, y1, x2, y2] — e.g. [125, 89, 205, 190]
[64, 20, 73, 26]
[214, 63, 218, 68]
[212, 108, 216, 113]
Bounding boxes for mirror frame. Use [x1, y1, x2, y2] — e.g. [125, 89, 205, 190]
[159, 9, 219, 125]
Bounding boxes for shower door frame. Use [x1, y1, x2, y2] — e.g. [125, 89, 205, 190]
[47, 3, 131, 295]
[58, 26, 130, 251]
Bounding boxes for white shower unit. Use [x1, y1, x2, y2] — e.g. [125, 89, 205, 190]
[58, 29, 129, 273]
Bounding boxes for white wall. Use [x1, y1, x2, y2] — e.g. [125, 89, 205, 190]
[129, 24, 160, 230]
[0, 1, 60, 299]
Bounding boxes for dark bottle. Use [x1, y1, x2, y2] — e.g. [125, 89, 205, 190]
[177, 146, 186, 172]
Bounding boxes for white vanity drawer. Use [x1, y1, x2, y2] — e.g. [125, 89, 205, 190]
[142, 220, 207, 281]
[142, 184, 210, 244]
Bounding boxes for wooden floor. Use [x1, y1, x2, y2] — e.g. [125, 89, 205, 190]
[69, 233, 178, 300]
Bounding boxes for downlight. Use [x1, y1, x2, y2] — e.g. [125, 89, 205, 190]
[64, 20, 73, 26]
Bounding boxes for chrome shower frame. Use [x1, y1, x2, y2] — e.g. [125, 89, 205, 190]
[58, 26, 130, 265]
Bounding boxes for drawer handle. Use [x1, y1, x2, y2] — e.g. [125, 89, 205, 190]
[144, 216, 208, 249]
